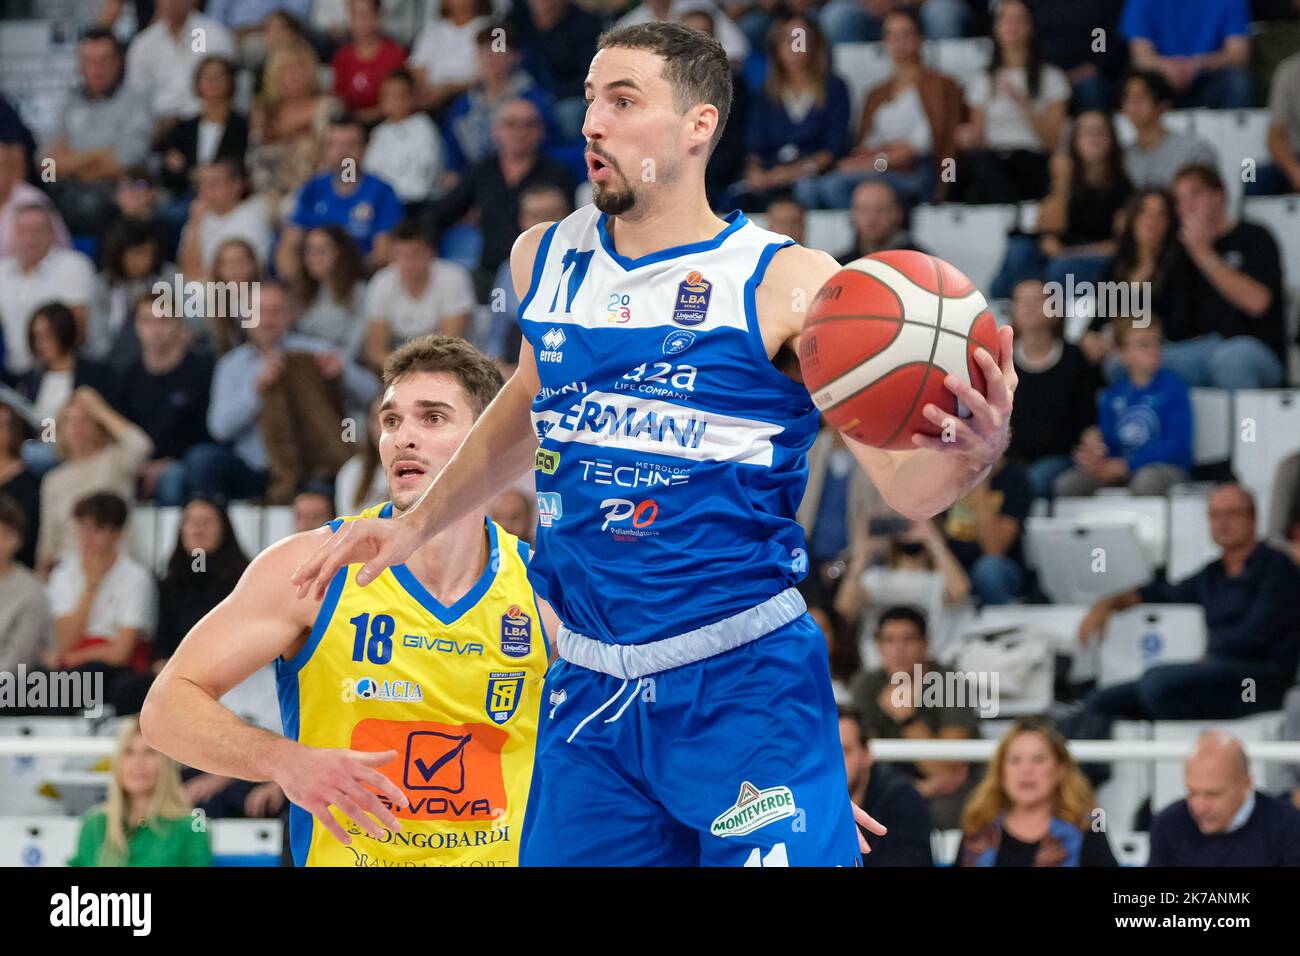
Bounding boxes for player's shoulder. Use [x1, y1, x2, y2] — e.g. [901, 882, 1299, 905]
[755, 242, 842, 331]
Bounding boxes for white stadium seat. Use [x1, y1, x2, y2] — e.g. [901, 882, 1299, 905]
[0, 717, 96, 816]
[1024, 517, 1156, 604]
[924, 37, 992, 86]
[1096, 721, 1154, 836]
[1243, 195, 1300, 294]
[1114, 109, 1195, 148]
[1190, 109, 1271, 214]
[831, 42, 894, 131]
[1053, 496, 1169, 570]
[210, 819, 284, 865]
[261, 506, 297, 550]
[1151, 712, 1288, 815]
[1190, 388, 1232, 464]
[228, 503, 264, 560]
[153, 506, 183, 575]
[1098, 604, 1207, 688]
[803, 210, 855, 258]
[930, 828, 963, 866]
[0, 818, 80, 867]
[911, 203, 1017, 294]
[971, 603, 1095, 682]
[1111, 831, 1151, 867]
[1230, 389, 1300, 531]
[126, 505, 157, 571]
[1167, 489, 1218, 584]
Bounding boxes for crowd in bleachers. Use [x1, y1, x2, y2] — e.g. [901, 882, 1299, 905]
[2, 0, 1300, 867]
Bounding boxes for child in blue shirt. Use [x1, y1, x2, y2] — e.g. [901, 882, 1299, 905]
[1055, 315, 1193, 497]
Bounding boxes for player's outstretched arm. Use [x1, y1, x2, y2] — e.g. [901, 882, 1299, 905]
[765, 244, 1016, 520]
[291, 222, 555, 599]
[141, 531, 410, 845]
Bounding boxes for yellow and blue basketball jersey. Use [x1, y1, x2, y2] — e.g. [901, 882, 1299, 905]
[276, 502, 547, 867]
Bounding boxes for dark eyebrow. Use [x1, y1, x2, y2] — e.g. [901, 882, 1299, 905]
[378, 399, 455, 414]
[584, 78, 643, 95]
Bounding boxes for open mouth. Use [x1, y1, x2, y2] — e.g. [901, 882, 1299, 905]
[392, 461, 427, 482]
[587, 153, 612, 179]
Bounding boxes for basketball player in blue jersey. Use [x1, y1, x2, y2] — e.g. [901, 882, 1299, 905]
[294, 22, 1018, 866]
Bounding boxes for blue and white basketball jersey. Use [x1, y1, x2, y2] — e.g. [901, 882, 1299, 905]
[518, 205, 819, 646]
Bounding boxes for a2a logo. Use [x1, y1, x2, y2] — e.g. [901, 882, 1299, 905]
[619, 362, 698, 394]
[599, 497, 659, 532]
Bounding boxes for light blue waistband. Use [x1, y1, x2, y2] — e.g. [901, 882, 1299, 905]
[555, 588, 808, 679]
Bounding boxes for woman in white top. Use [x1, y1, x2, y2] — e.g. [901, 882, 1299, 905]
[292, 226, 369, 361]
[408, 0, 493, 112]
[953, 0, 1069, 204]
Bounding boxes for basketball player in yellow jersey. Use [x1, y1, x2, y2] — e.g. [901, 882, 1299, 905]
[141, 336, 558, 866]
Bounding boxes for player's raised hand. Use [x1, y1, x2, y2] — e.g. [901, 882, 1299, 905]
[912, 323, 1018, 470]
[853, 800, 887, 855]
[291, 515, 424, 600]
[271, 745, 409, 845]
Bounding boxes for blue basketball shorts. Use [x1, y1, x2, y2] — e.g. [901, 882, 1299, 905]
[519, 610, 862, 867]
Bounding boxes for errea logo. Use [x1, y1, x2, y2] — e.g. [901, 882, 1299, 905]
[540, 328, 566, 363]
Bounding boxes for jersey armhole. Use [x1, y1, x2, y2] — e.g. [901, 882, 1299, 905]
[742, 239, 811, 396]
[275, 566, 348, 679]
[516, 221, 560, 321]
[515, 537, 551, 660]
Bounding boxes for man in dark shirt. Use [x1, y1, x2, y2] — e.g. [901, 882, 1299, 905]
[118, 294, 213, 506]
[1080, 483, 1300, 720]
[835, 180, 929, 266]
[433, 97, 576, 294]
[1161, 163, 1287, 388]
[1149, 731, 1300, 866]
[840, 706, 933, 866]
[508, 0, 607, 140]
[941, 457, 1032, 605]
[1026, 0, 1127, 111]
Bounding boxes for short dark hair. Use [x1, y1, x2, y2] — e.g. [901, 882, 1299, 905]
[596, 21, 733, 151]
[193, 54, 236, 98]
[382, 335, 505, 418]
[0, 494, 26, 540]
[80, 26, 122, 57]
[1172, 162, 1225, 195]
[0, 403, 30, 458]
[875, 605, 928, 639]
[475, 19, 517, 49]
[1125, 69, 1174, 107]
[382, 66, 416, 91]
[73, 492, 129, 531]
[1112, 313, 1162, 347]
[883, 5, 924, 34]
[28, 302, 79, 360]
[390, 217, 432, 246]
[838, 706, 874, 746]
[330, 115, 369, 144]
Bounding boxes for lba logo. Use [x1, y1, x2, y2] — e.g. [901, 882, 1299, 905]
[539, 327, 566, 363]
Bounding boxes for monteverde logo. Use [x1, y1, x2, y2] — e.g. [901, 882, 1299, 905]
[709, 781, 797, 837]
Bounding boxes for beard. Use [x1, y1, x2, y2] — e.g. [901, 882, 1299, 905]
[592, 176, 637, 216]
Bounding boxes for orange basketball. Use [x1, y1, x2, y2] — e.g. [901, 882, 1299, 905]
[798, 250, 1000, 450]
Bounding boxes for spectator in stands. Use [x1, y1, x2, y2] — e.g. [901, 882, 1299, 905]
[87, 219, 176, 372]
[0, 139, 69, 260]
[840, 706, 934, 866]
[312, 0, 423, 51]
[125, 0, 237, 132]
[680, 7, 751, 208]
[178, 159, 275, 279]
[0, 206, 96, 379]
[153, 495, 249, 668]
[952, 0, 1069, 204]
[157, 55, 250, 203]
[1080, 188, 1181, 367]
[1078, 483, 1300, 719]
[335, 394, 387, 515]
[990, 110, 1131, 299]
[206, 0, 313, 58]
[834, 180, 928, 265]
[1006, 279, 1099, 500]
[293, 481, 336, 532]
[798, 8, 963, 210]
[408, 0, 493, 113]
[1120, 71, 1219, 190]
[119, 295, 214, 506]
[208, 238, 262, 356]
[69, 716, 211, 866]
[1250, 48, 1300, 195]
[293, 226, 369, 360]
[204, 281, 380, 504]
[0, 402, 40, 568]
[364, 219, 477, 370]
[432, 97, 576, 288]
[1149, 730, 1300, 866]
[0, 495, 51, 672]
[1160, 164, 1287, 389]
[811, 603, 861, 703]
[940, 457, 1032, 605]
[0, 93, 38, 188]
[488, 487, 535, 543]
[46, 492, 156, 712]
[484, 184, 571, 364]
[331, 0, 408, 125]
[957, 717, 1117, 866]
[104, 168, 180, 265]
[1121, 0, 1253, 110]
[441, 21, 560, 176]
[36, 388, 152, 576]
[848, 606, 980, 830]
[1265, 450, 1300, 565]
[1055, 316, 1192, 498]
[1025, 0, 1127, 112]
[507, 0, 606, 141]
[819, 0, 971, 42]
[362, 70, 446, 218]
[42, 29, 154, 237]
[277, 118, 403, 277]
[764, 196, 806, 245]
[615, 0, 749, 63]
[247, 41, 343, 215]
[16, 303, 119, 472]
[733, 13, 850, 212]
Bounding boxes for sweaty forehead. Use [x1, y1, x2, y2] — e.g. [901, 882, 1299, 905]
[586, 47, 669, 95]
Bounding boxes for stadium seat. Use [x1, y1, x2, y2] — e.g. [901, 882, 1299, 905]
[211, 819, 284, 867]
[261, 506, 296, 550]
[1190, 109, 1270, 214]
[1113, 109, 1196, 147]
[153, 506, 183, 575]
[924, 37, 992, 86]
[830, 42, 894, 129]
[1242, 195, 1300, 294]
[1097, 604, 1207, 688]
[1230, 389, 1300, 530]
[1189, 387, 1232, 465]
[126, 505, 158, 573]
[967, 603, 1095, 683]
[930, 828, 963, 866]
[1167, 489, 1217, 584]
[0, 817, 80, 867]
[1150, 712, 1288, 814]
[1111, 831, 1151, 867]
[1023, 517, 1156, 604]
[910, 203, 1017, 294]
[0, 717, 95, 816]
[228, 503, 263, 560]
[802, 209, 855, 258]
[1053, 495, 1169, 570]
[1096, 720, 1155, 836]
